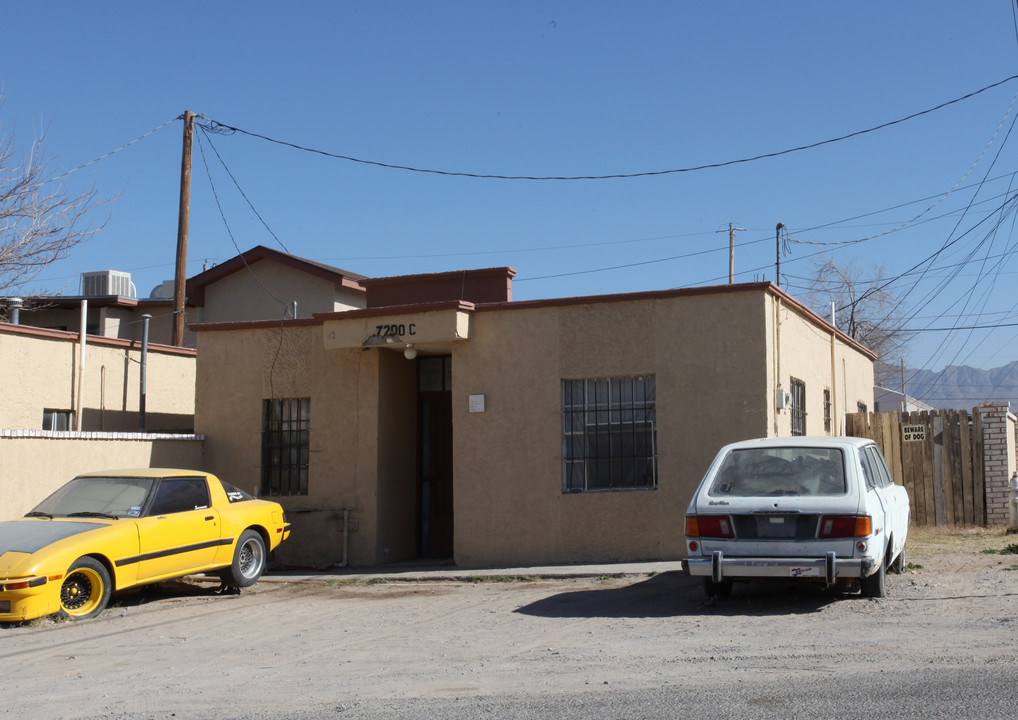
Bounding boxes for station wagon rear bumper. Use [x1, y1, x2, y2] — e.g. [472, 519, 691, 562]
[683, 551, 877, 584]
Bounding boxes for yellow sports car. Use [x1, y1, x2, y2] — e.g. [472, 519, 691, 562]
[0, 469, 290, 622]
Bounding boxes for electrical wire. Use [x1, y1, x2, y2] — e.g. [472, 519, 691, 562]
[194, 131, 289, 311]
[197, 125, 290, 253]
[198, 75, 1018, 181]
[47, 117, 179, 182]
[788, 86, 1018, 248]
[195, 131, 295, 406]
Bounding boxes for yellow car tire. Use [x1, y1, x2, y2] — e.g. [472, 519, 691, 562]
[59, 557, 112, 620]
[224, 529, 266, 588]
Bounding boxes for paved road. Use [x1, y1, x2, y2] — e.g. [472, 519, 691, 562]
[228, 669, 1018, 720]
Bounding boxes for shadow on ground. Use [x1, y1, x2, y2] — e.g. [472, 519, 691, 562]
[107, 577, 231, 611]
[514, 571, 861, 619]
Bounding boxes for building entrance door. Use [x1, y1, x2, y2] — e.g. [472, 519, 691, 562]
[417, 355, 453, 558]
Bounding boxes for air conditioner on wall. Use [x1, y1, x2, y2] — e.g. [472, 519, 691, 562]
[81, 270, 137, 298]
[776, 385, 791, 410]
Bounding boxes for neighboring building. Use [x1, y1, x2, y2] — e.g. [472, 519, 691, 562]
[3, 288, 177, 345]
[1, 246, 366, 347]
[0, 323, 196, 433]
[193, 270, 876, 569]
[185, 245, 367, 326]
[874, 386, 937, 413]
[0, 322, 202, 517]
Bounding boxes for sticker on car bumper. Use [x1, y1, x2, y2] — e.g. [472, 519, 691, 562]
[790, 567, 820, 577]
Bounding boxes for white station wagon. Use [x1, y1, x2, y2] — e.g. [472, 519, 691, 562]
[682, 436, 910, 598]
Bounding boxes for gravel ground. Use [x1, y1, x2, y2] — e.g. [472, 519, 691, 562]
[3, 526, 1017, 719]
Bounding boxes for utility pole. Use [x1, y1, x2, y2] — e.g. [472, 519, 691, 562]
[775, 222, 785, 287]
[716, 224, 746, 283]
[901, 358, 906, 412]
[173, 111, 195, 347]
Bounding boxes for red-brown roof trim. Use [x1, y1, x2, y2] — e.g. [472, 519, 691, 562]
[0, 322, 197, 357]
[470, 281, 875, 359]
[188, 277, 874, 360]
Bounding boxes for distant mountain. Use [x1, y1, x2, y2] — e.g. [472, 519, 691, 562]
[903, 361, 1018, 411]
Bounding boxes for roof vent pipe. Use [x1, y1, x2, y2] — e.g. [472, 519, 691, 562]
[6, 297, 23, 324]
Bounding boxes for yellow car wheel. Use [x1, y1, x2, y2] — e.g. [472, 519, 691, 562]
[224, 529, 266, 588]
[59, 557, 112, 620]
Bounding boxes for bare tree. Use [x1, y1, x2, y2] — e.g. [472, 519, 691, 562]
[0, 103, 104, 301]
[802, 256, 912, 387]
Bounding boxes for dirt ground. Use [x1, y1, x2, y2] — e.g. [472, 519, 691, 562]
[3, 526, 1017, 719]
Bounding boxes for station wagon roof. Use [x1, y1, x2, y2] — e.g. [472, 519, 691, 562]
[721, 436, 874, 452]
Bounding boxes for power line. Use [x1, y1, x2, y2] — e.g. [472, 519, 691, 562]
[47, 117, 179, 182]
[197, 125, 290, 253]
[198, 75, 1018, 181]
[194, 131, 289, 312]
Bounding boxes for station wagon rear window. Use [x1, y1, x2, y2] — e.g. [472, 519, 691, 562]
[708, 447, 847, 497]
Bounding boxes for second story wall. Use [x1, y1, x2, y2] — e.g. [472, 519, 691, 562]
[197, 258, 365, 324]
[1, 324, 196, 433]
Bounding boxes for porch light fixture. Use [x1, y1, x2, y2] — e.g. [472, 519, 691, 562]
[404, 344, 417, 360]
[362, 334, 403, 347]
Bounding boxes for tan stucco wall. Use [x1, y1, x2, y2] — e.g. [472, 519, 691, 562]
[195, 326, 408, 568]
[764, 296, 875, 437]
[1, 326, 196, 432]
[198, 259, 364, 325]
[452, 291, 774, 566]
[0, 436, 205, 519]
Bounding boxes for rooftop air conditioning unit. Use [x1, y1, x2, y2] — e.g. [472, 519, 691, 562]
[81, 270, 137, 298]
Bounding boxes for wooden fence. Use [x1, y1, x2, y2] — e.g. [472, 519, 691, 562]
[846, 410, 985, 526]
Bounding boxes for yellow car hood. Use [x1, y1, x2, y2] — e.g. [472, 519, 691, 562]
[0, 520, 106, 577]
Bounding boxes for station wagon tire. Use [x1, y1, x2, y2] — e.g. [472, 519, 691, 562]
[59, 557, 112, 620]
[860, 556, 887, 598]
[890, 542, 907, 575]
[703, 578, 733, 599]
[226, 530, 266, 588]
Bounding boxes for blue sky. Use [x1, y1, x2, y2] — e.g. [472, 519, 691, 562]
[4, 2, 1018, 378]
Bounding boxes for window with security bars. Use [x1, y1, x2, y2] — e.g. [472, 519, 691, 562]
[823, 388, 832, 433]
[562, 375, 657, 492]
[790, 378, 806, 436]
[261, 397, 310, 496]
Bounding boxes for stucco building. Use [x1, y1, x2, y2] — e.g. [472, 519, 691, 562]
[193, 268, 875, 568]
[0, 322, 203, 518]
[2, 246, 366, 348]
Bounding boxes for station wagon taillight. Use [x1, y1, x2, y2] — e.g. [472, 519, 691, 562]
[687, 515, 734, 538]
[818, 515, 872, 538]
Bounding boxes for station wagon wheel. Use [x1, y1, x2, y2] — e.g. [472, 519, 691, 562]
[860, 556, 887, 598]
[225, 529, 267, 588]
[59, 557, 112, 620]
[703, 578, 733, 599]
[889, 542, 906, 575]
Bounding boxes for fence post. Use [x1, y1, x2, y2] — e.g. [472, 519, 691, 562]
[979, 401, 1011, 526]
[933, 414, 946, 526]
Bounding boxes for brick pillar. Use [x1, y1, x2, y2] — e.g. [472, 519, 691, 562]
[979, 401, 1012, 526]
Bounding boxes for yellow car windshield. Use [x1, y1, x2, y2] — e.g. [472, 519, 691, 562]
[29, 476, 156, 519]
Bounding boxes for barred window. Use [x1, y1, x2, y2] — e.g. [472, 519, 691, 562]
[562, 376, 657, 492]
[261, 397, 310, 496]
[790, 378, 806, 436]
[823, 388, 832, 433]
